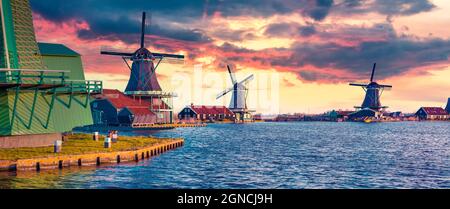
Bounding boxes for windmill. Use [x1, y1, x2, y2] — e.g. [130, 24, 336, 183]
[101, 12, 184, 93]
[349, 63, 392, 111]
[216, 65, 254, 122]
[100, 12, 185, 123]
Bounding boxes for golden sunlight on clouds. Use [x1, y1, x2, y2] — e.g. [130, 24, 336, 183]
[205, 14, 298, 50]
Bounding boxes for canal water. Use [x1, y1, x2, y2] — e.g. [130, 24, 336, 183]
[0, 122, 449, 189]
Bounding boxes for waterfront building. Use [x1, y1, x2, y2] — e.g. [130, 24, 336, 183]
[387, 111, 404, 118]
[178, 104, 235, 122]
[253, 114, 263, 121]
[445, 98, 450, 114]
[402, 113, 419, 121]
[118, 107, 156, 127]
[255, 114, 278, 122]
[274, 114, 305, 122]
[328, 110, 354, 121]
[0, 0, 101, 148]
[91, 89, 159, 126]
[415, 107, 449, 121]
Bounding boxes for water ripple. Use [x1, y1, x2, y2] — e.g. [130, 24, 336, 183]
[0, 122, 449, 189]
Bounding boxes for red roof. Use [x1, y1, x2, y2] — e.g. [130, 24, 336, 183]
[124, 107, 157, 124]
[94, 89, 151, 109]
[421, 107, 448, 115]
[126, 107, 155, 116]
[190, 105, 234, 115]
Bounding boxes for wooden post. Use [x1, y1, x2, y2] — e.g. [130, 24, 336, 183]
[112, 131, 118, 143]
[62, 133, 69, 142]
[54, 140, 62, 153]
[104, 137, 111, 148]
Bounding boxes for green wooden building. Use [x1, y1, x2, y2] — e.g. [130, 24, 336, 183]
[0, 0, 101, 145]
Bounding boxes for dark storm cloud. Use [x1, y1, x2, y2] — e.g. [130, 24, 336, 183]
[219, 42, 255, 54]
[306, 0, 334, 21]
[74, 11, 211, 43]
[77, 22, 211, 44]
[264, 23, 298, 37]
[212, 35, 449, 82]
[283, 38, 450, 81]
[299, 25, 317, 37]
[374, 0, 435, 15]
[298, 71, 345, 82]
[210, 28, 257, 42]
[30, 0, 437, 44]
[31, 0, 213, 43]
[30, 0, 445, 83]
[337, 0, 435, 16]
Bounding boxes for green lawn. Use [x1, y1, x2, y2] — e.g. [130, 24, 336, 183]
[0, 134, 178, 161]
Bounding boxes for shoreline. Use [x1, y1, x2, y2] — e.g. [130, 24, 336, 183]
[73, 123, 207, 133]
[0, 133, 185, 172]
[0, 139, 184, 172]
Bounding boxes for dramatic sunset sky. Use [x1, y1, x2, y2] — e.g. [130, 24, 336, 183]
[30, 0, 449, 114]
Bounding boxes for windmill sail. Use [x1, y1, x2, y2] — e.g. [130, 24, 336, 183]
[379, 84, 393, 88]
[100, 51, 134, 57]
[141, 12, 146, 48]
[153, 53, 185, 59]
[227, 65, 237, 84]
[349, 83, 369, 87]
[216, 87, 234, 99]
[238, 74, 254, 85]
[370, 63, 376, 82]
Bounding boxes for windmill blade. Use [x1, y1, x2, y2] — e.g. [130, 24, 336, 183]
[227, 65, 237, 85]
[153, 52, 185, 60]
[155, 58, 185, 64]
[379, 84, 393, 88]
[101, 51, 133, 57]
[370, 63, 377, 82]
[141, 12, 146, 48]
[216, 87, 234, 100]
[153, 53, 185, 65]
[349, 83, 368, 87]
[238, 74, 254, 85]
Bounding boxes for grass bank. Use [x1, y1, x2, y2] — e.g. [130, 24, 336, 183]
[0, 133, 178, 161]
